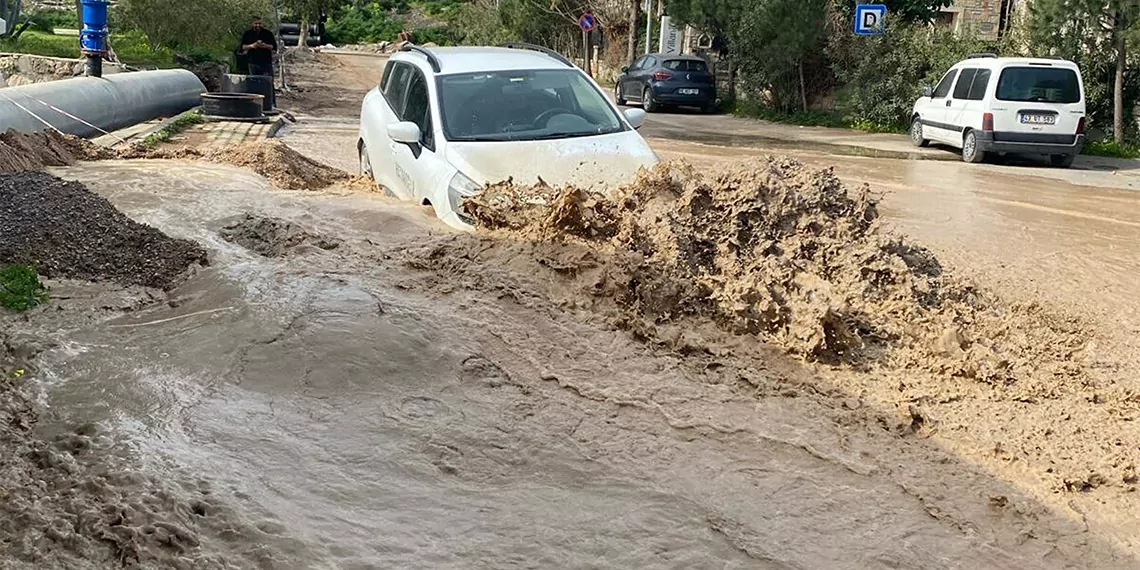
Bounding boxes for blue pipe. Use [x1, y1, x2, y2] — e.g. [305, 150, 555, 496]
[79, 0, 109, 76]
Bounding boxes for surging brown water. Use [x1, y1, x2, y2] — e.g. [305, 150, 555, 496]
[0, 157, 1130, 568]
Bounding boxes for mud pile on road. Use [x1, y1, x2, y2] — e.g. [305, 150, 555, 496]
[209, 141, 350, 190]
[221, 214, 342, 256]
[0, 171, 208, 289]
[453, 158, 1089, 382]
[0, 130, 114, 174]
[129, 140, 351, 190]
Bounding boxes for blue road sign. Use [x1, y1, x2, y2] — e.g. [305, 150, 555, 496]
[854, 4, 887, 36]
[579, 12, 596, 32]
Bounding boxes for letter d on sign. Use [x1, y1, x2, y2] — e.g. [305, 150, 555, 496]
[854, 4, 887, 36]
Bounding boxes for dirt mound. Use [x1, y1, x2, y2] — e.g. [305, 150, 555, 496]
[124, 140, 350, 190]
[220, 214, 341, 257]
[454, 158, 1089, 382]
[0, 172, 208, 290]
[206, 141, 350, 190]
[0, 130, 114, 174]
[283, 46, 320, 64]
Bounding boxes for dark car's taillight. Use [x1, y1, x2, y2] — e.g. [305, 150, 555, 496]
[652, 71, 673, 81]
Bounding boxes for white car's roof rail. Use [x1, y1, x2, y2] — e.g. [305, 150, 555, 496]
[400, 43, 442, 72]
[965, 52, 999, 59]
[500, 42, 574, 68]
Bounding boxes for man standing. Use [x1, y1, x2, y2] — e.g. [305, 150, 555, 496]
[240, 17, 277, 77]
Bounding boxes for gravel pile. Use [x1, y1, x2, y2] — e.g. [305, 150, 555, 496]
[0, 172, 208, 290]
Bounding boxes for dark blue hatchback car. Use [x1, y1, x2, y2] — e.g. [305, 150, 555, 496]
[615, 53, 717, 113]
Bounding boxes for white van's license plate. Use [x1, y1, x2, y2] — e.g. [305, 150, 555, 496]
[678, 89, 699, 95]
[1020, 113, 1057, 125]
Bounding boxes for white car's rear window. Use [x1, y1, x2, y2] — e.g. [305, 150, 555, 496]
[437, 69, 626, 142]
[996, 66, 1081, 104]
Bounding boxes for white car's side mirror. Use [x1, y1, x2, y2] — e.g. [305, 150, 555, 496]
[623, 108, 647, 129]
[388, 121, 421, 145]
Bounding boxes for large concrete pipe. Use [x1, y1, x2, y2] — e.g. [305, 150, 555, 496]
[0, 69, 205, 138]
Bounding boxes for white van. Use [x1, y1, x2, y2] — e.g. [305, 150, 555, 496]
[910, 54, 1086, 167]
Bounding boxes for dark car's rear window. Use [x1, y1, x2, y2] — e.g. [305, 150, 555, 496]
[664, 59, 708, 72]
[996, 67, 1081, 104]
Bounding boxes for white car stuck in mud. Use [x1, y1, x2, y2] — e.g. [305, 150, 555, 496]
[358, 43, 658, 229]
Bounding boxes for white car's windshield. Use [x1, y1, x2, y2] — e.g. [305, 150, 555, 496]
[437, 69, 627, 142]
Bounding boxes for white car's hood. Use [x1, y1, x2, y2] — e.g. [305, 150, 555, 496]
[444, 131, 658, 191]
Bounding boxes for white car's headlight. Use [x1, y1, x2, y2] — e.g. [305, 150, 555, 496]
[447, 172, 481, 224]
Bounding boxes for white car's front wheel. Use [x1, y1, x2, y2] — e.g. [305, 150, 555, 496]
[360, 140, 372, 175]
[359, 140, 394, 196]
[910, 116, 929, 148]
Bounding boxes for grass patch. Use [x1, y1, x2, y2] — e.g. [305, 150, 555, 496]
[143, 110, 205, 147]
[1082, 139, 1140, 159]
[727, 99, 906, 134]
[0, 264, 49, 312]
[0, 30, 176, 67]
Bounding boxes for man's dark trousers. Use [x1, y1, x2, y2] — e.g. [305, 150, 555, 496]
[249, 62, 273, 77]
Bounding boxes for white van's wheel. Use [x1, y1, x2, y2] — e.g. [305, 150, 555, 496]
[910, 117, 929, 148]
[962, 130, 986, 164]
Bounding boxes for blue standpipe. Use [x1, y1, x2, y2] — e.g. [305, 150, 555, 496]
[79, 0, 109, 77]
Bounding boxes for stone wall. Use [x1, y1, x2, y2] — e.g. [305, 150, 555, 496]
[941, 0, 1008, 41]
[0, 53, 125, 87]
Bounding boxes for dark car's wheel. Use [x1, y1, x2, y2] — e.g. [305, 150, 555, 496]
[1050, 154, 1076, 168]
[643, 87, 659, 113]
[615, 82, 627, 106]
[910, 116, 929, 148]
[700, 101, 716, 114]
[962, 130, 986, 164]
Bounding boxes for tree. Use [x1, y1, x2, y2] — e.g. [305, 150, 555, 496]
[284, 0, 348, 47]
[118, 0, 273, 52]
[627, 0, 639, 62]
[1029, 0, 1140, 142]
[831, 0, 953, 25]
[732, 0, 829, 110]
[665, 0, 955, 48]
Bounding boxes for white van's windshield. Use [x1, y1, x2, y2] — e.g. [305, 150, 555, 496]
[437, 69, 626, 142]
[995, 67, 1081, 104]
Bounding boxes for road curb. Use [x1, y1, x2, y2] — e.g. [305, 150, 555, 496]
[647, 127, 960, 162]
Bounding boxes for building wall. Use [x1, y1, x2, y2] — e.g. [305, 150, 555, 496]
[940, 0, 1008, 40]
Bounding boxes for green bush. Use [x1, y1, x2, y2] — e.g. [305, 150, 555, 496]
[326, 4, 405, 44]
[0, 264, 49, 312]
[414, 25, 454, 46]
[1083, 139, 1140, 159]
[0, 30, 80, 58]
[24, 9, 79, 33]
[417, 0, 464, 19]
[829, 23, 991, 132]
[449, 0, 512, 46]
[731, 98, 849, 128]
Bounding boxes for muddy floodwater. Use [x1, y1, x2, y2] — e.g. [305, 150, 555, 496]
[0, 152, 1126, 569]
